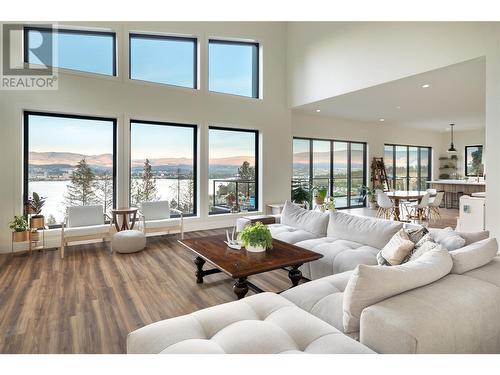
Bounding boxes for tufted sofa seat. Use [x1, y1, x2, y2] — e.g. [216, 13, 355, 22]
[267, 223, 318, 244]
[127, 292, 374, 354]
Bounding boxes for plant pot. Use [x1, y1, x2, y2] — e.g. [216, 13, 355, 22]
[314, 196, 325, 205]
[25, 205, 36, 215]
[245, 244, 266, 253]
[368, 201, 377, 210]
[30, 215, 45, 229]
[12, 231, 29, 242]
[30, 230, 40, 242]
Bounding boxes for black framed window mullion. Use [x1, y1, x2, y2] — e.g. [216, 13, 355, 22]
[347, 142, 352, 207]
[329, 140, 334, 200]
[309, 139, 313, 208]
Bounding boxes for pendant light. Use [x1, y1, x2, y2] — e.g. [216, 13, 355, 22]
[447, 123, 458, 154]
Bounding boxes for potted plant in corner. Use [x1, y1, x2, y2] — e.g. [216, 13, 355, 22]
[313, 186, 328, 206]
[238, 222, 273, 253]
[291, 180, 311, 208]
[362, 185, 378, 209]
[26, 192, 46, 241]
[9, 215, 29, 242]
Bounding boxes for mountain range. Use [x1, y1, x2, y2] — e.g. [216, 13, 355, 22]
[29, 151, 255, 167]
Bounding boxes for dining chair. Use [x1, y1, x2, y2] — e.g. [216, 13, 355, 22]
[376, 190, 395, 219]
[428, 191, 445, 223]
[406, 193, 431, 223]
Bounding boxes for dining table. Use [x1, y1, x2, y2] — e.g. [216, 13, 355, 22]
[386, 190, 428, 221]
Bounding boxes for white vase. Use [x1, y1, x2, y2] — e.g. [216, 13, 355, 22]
[246, 244, 266, 252]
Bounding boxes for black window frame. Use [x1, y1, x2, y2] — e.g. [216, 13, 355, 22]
[208, 126, 259, 215]
[465, 145, 484, 177]
[384, 143, 432, 191]
[292, 136, 368, 209]
[129, 119, 198, 218]
[208, 39, 259, 99]
[23, 111, 118, 229]
[24, 26, 117, 76]
[129, 33, 198, 89]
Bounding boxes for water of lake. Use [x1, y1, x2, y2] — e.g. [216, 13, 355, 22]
[29, 179, 206, 224]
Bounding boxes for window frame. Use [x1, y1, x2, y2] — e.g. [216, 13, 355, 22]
[23, 111, 118, 228]
[208, 39, 260, 99]
[129, 119, 198, 217]
[465, 145, 484, 177]
[208, 126, 259, 215]
[23, 26, 117, 77]
[292, 136, 368, 209]
[128, 33, 198, 89]
[384, 143, 432, 191]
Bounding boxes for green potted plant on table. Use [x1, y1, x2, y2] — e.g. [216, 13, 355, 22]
[9, 215, 29, 242]
[313, 186, 328, 206]
[238, 222, 273, 253]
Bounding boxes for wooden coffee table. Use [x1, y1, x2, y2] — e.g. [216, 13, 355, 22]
[179, 234, 323, 299]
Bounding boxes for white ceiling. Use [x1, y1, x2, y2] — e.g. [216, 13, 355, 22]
[293, 57, 486, 132]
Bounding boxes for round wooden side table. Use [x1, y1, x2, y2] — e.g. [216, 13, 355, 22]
[111, 207, 139, 232]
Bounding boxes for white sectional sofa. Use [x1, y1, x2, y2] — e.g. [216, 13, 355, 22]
[128, 209, 499, 354]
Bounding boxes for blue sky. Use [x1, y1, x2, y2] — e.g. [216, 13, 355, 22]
[29, 115, 114, 155]
[28, 29, 114, 75]
[209, 129, 255, 161]
[131, 122, 194, 160]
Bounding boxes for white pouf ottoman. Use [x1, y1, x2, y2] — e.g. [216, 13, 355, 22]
[112, 230, 146, 253]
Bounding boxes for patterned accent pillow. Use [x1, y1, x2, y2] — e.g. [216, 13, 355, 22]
[377, 226, 429, 266]
[380, 229, 415, 266]
[403, 233, 439, 263]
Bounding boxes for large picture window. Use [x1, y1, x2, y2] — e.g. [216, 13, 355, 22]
[24, 112, 116, 227]
[129, 34, 197, 88]
[208, 40, 259, 98]
[384, 144, 432, 191]
[292, 137, 367, 209]
[209, 127, 258, 214]
[130, 120, 197, 216]
[24, 27, 116, 76]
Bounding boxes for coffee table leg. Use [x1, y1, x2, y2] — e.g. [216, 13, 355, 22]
[194, 256, 206, 284]
[233, 277, 249, 299]
[288, 265, 303, 287]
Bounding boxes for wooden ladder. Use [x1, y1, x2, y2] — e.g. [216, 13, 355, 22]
[371, 157, 390, 191]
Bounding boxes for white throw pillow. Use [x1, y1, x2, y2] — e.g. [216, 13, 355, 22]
[281, 201, 329, 237]
[432, 227, 466, 250]
[343, 246, 452, 334]
[450, 238, 498, 274]
[380, 229, 415, 266]
[327, 211, 403, 249]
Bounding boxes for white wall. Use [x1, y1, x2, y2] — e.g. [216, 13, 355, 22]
[0, 21, 291, 252]
[287, 21, 500, 239]
[292, 112, 443, 181]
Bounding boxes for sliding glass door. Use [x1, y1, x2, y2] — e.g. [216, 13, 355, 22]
[293, 137, 367, 209]
[384, 144, 432, 191]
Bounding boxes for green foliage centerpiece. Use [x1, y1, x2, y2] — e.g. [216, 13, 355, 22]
[238, 222, 273, 253]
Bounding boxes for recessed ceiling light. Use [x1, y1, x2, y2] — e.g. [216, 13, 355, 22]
[315, 109, 321, 113]
[379, 118, 385, 122]
[421, 84, 430, 88]
[396, 106, 401, 109]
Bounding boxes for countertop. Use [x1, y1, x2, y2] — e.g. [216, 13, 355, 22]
[427, 179, 486, 185]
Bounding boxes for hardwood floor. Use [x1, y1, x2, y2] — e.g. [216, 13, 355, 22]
[0, 207, 458, 354]
[0, 229, 290, 354]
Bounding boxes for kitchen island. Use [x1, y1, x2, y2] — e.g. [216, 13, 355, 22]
[427, 180, 485, 209]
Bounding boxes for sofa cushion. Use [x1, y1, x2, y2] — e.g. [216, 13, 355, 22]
[327, 211, 403, 249]
[343, 246, 452, 334]
[63, 224, 111, 237]
[281, 271, 353, 331]
[431, 227, 466, 250]
[429, 228, 489, 246]
[449, 238, 498, 274]
[267, 224, 317, 244]
[281, 201, 329, 237]
[380, 229, 415, 266]
[295, 237, 379, 280]
[360, 274, 500, 353]
[144, 218, 181, 229]
[462, 256, 500, 286]
[127, 292, 374, 354]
